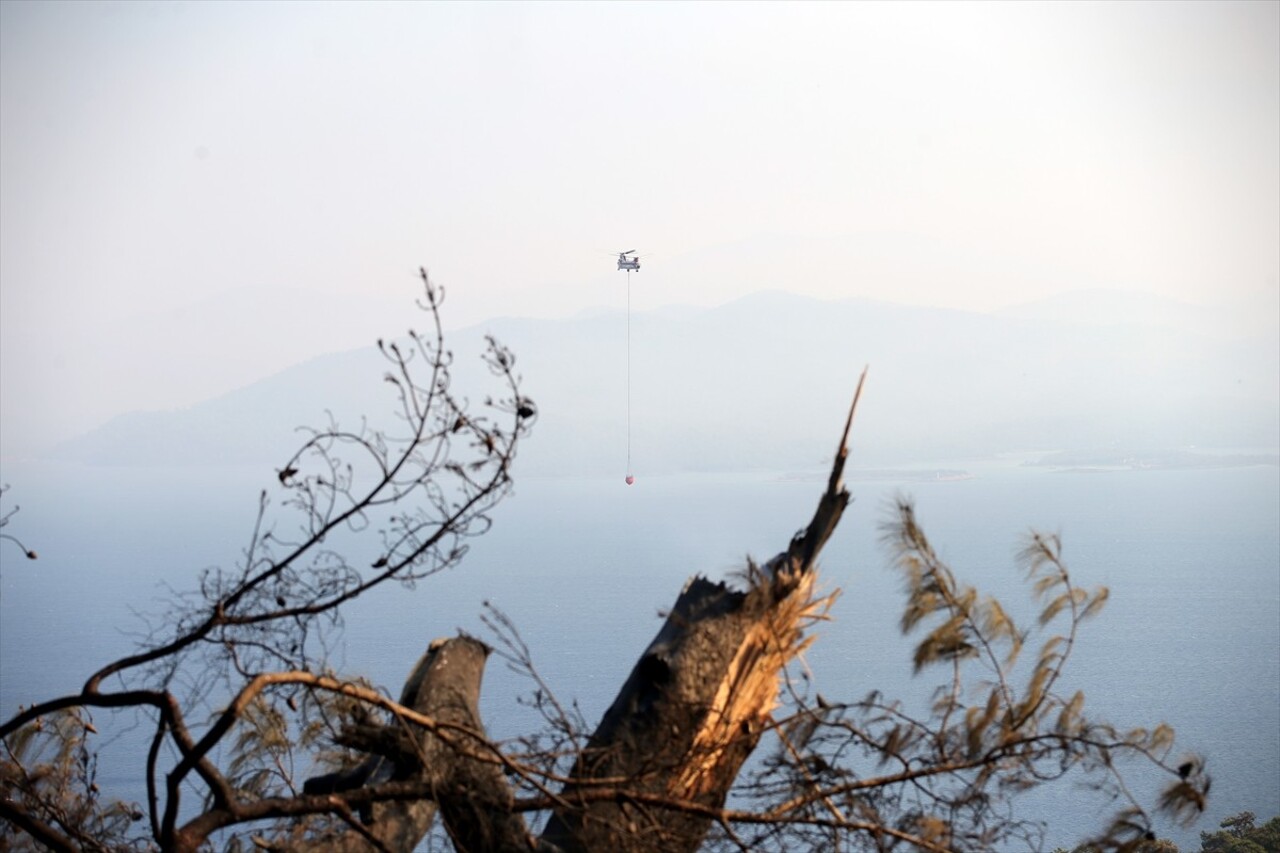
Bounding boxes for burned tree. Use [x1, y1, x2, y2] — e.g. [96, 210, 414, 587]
[537, 376, 862, 853]
[0, 271, 1208, 852]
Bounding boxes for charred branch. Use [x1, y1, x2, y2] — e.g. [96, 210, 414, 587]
[540, 371, 866, 853]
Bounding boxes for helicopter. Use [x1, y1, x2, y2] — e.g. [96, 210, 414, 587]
[616, 250, 641, 272]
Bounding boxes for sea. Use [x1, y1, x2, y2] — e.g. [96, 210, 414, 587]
[1, 455, 1276, 851]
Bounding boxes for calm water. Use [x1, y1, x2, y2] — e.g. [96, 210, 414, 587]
[1, 457, 1276, 850]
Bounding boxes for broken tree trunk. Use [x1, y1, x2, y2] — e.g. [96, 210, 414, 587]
[540, 373, 865, 852]
[289, 635, 536, 852]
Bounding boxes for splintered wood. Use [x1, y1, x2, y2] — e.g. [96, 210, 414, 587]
[670, 567, 838, 799]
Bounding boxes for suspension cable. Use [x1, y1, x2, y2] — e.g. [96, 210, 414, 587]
[627, 269, 632, 477]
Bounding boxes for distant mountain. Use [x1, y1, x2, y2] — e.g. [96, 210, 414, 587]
[53, 291, 1279, 474]
[0, 283, 415, 458]
[995, 289, 1265, 340]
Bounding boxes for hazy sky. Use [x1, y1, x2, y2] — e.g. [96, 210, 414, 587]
[1, 1, 1277, 455]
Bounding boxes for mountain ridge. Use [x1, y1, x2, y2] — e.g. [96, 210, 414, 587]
[49, 289, 1279, 474]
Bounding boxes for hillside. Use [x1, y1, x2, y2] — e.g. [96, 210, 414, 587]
[53, 291, 1279, 474]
